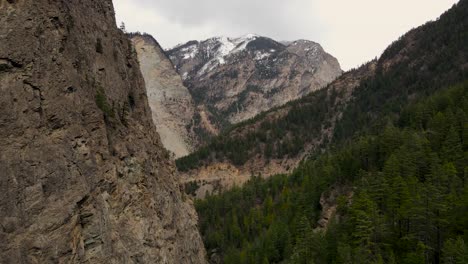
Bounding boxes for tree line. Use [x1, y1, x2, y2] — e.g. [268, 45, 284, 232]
[195, 82, 468, 263]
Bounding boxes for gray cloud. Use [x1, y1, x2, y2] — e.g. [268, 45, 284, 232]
[118, 0, 321, 42]
[138, 0, 314, 25]
[114, 0, 458, 70]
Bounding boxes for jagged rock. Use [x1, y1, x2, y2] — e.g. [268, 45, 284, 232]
[314, 186, 353, 232]
[0, 1, 206, 263]
[179, 63, 376, 199]
[130, 33, 197, 158]
[167, 35, 342, 132]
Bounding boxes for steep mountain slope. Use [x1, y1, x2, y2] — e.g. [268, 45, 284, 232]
[197, 82, 468, 263]
[194, 2, 468, 263]
[0, 1, 205, 263]
[178, 0, 468, 198]
[167, 35, 342, 135]
[130, 33, 197, 158]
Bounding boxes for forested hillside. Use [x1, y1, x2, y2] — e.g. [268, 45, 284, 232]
[176, 0, 468, 174]
[196, 81, 468, 263]
[190, 1, 468, 263]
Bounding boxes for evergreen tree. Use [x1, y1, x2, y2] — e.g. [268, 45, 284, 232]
[442, 237, 468, 264]
[193, 82, 468, 264]
[441, 126, 464, 173]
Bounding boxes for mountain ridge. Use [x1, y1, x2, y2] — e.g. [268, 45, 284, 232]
[191, 1, 468, 263]
[167, 34, 342, 139]
[178, 0, 468, 198]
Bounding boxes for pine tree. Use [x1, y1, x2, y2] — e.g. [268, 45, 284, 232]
[387, 175, 411, 237]
[380, 125, 402, 159]
[336, 243, 353, 264]
[428, 112, 448, 151]
[462, 122, 468, 150]
[350, 192, 377, 248]
[442, 125, 463, 167]
[442, 237, 468, 264]
[292, 215, 314, 263]
[383, 154, 401, 179]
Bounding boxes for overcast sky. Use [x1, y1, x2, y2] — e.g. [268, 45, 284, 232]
[114, 0, 458, 70]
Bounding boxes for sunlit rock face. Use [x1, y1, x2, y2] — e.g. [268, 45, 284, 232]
[131, 33, 197, 158]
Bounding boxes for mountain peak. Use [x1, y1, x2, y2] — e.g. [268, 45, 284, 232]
[286, 39, 324, 58]
[167, 34, 342, 127]
[207, 33, 259, 42]
[168, 34, 273, 78]
[239, 33, 260, 40]
[167, 35, 334, 81]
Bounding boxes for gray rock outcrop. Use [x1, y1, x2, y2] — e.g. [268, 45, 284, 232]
[131, 34, 196, 158]
[0, 1, 206, 263]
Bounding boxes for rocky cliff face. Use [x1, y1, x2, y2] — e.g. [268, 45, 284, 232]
[179, 63, 376, 198]
[167, 35, 342, 131]
[130, 33, 197, 158]
[178, 0, 468, 199]
[0, 1, 206, 263]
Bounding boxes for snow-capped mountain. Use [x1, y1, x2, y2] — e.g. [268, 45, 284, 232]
[169, 34, 285, 79]
[167, 34, 342, 138]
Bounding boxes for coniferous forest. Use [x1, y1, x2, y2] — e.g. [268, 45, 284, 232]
[187, 1, 468, 263]
[6, 0, 468, 263]
[196, 82, 468, 264]
[176, 0, 468, 173]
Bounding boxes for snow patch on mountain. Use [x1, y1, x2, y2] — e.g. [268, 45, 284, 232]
[198, 59, 219, 76]
[182, 45, 198, 60]
[168, 35, 336, 83]
[255, 51, 271, 61]
[173, 34, 266, 77]
[194, 34, 264, 76]
[167, 34, 343, 130]
[216, 37, 236, 61]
